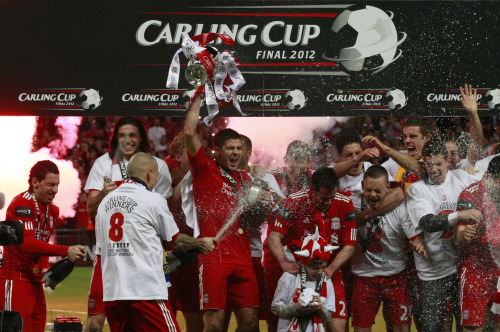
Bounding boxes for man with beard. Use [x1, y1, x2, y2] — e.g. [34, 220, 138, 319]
[456, 156, 500, 331]
[406, 139, 483, 332]
[83, 117, 173, 332]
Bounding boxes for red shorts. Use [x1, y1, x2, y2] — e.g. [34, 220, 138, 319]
[88, 255, 105, 315]
[170, 257, 200, 312]
[199, 260, 259, 310]
[0, 277, 46, 332]
[460, 264, 500, 327]
[331, 271, 348, 320]
[105, 299, 180, 331]
[351, 272, 411, 328]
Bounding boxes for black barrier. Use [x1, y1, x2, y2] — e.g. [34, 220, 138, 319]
[0, 1, 498, 117]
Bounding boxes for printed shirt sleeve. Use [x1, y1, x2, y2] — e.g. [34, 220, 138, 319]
[406, 182, 435, 230]
[154, 194, 180, 242]
[340, 197, 357, 246]
[398, 205, 421, 239]
[269, 196, 297, 236]
[154, 157, 173, 199]
[84, 155, 108, 192]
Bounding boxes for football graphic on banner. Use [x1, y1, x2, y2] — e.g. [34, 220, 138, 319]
[78, 89, 102, 110]
[285, 89, 308, 110]
[485, 88, 500, 110]
[323, 5, 406, 73]
[385, 88, 407, 110]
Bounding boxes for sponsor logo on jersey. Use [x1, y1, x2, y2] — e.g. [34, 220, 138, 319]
[302, 217, 311, 224]
[15, 206, 33, 217]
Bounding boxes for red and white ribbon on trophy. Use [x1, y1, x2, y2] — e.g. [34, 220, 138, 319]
[166, 33, 246, 126]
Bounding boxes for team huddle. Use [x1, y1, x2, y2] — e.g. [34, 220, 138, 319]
[2, 84, 500, 332]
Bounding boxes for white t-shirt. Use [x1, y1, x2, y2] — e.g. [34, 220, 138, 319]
[272, 272, 335, 332]
[85, 153, 173, 199]
[406, 169, 483, 280]
[97, 181, 179, 301]
[351, 203, 420, 277]
[381, 157, 402, 180]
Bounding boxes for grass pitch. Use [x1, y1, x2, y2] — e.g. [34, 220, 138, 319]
[45, 266, 408, 331]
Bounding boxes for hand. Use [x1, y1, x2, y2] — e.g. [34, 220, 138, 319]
[42, 277, 56, 290]
[460, 84, 478, 114]
[458, 209, 483, 224]
[410, 236, 428, 260]
[256, 188, 273, 207]
[296, 296, 322, 314]
[199, 237, 217, 254]
[102, 176, 117, 196]
[357, 147, 380, 162]
[280, 261, 300, 275]
[67, 245, 86, 263]
[362, 135, 386, 152]
[463, 224, 477, 243]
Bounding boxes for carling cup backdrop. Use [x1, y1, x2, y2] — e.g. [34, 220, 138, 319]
[0, 0, 499, 117]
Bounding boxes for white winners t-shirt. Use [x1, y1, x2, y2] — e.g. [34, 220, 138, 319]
[97, 181, 179, 301]
[351, 203, 420, 277]
[406, 169, 483, 280]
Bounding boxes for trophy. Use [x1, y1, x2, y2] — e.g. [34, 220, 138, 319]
[244, 180, 269, 206]
[185, 59, 209, 87]
[166, 33, 246, 125]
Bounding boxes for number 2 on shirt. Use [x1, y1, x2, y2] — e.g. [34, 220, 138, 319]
[109, 212, 124, 242]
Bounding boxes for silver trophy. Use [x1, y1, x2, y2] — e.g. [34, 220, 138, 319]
[244, 180, 269, 206]
[185, 59, 208, 87]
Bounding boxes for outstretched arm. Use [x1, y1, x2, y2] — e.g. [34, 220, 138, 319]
[184, 95, 203, 155]
[363, 135, 425, 177]
[333, 148, 380, 178]
[460, 84, 483, 165]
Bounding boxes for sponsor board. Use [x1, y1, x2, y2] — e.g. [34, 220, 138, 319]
[0, 1, 498, 116]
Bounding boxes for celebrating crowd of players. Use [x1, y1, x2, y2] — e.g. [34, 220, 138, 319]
[3, 84, 500, 332]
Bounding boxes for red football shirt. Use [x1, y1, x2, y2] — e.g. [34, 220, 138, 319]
[0, 191, 68, 281]
[188, 148, 252, 266]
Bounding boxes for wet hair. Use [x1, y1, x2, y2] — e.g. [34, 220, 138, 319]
[363, 165, 389, 183]
[240, 134, 252, 151]
[29, 160, 59, 191]
[404, 117, 433, 137]
[488, 156, 500, 178]
[169, 132, 186, 156]
[335, 132, 362, 155]
[213, 128, 241, 149]
[422, 139, 448, 159]
[285, 140, 312, 161]
[109, 117, 150, 157]
[311, 167, 339, 192]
